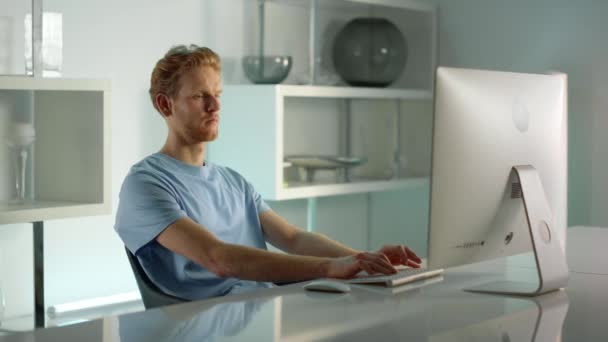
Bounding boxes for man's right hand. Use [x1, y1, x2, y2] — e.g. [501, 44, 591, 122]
[326, 252, 398, 279]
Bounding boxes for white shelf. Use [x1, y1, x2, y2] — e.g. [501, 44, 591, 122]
[212, 0, 436, 200]
[0, 201, 109, 225]
[344, 0, 436, 12]
[212, 84, 433, 200]
[279, 85, 432, 100]
[278, 177, 429, 200]
[0, 76, 111, 91]
[279, 0, 436, 12]
[0, 77, 111, 224]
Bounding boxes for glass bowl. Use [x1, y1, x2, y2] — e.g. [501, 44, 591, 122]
[242, 56, 292, 84]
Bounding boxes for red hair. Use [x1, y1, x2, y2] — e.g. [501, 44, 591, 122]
[149, 44, 221, 112]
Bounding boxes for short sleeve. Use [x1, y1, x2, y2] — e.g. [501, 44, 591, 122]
[114, 170, 187, 254]
[224, 165, 271, 215]
[247, 180, 270, 214]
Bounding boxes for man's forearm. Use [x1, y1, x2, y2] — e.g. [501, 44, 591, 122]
[211, 242, 331, 282]
[288, 231, 360, 258]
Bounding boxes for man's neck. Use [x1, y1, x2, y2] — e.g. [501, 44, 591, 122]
[160, 142, 206, 167]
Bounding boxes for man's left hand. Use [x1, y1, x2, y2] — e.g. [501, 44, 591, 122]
[376, 244, 422, 268]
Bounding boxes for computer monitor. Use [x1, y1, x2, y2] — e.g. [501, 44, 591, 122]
[428, 67, 569, 296]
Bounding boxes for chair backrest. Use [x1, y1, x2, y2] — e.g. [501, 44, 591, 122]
[124, 247, 187, 309]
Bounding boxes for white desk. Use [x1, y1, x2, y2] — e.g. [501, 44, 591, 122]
[565, 226, 608, 275]
[3, 226, 607, 341]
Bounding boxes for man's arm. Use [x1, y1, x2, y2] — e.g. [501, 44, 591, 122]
[156, 217, 397, 282]
[260, 210, 423, 268]
[260, 210, 358, 257]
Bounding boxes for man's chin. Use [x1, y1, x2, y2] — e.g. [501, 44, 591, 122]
[199, 132, 218, 142]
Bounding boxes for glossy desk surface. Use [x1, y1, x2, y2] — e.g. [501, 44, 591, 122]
[2, 226, 606, 342]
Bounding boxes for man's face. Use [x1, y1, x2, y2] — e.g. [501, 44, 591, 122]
[167, 65, 222, 143]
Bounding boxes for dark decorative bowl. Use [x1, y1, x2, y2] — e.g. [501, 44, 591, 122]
[242, 56, 292, 84]
[333, 17, 407, 87]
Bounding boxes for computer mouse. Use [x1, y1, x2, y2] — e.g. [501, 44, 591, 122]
[303, 280, 351, 293]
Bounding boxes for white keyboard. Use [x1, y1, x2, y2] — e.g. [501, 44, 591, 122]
[347, 268, 444, 287]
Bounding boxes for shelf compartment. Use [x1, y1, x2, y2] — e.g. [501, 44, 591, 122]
[0, 76, 111, 224]
[211, 85, 432, 201]
[242, 0, 437, 90]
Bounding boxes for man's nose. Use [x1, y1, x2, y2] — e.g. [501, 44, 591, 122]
[206, 96, 220, 113]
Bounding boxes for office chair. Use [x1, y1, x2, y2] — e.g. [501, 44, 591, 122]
[124, 247, 188, 309]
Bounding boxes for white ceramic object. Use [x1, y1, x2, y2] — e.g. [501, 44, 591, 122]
[6, 121, 36, 147]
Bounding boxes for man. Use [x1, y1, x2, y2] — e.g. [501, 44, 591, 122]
[115, 44, 421, 300]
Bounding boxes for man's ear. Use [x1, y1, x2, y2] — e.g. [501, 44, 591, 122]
[155, 93, 173, 118]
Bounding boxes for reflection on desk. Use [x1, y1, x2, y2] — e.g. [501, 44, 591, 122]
[3, 269, 607, 342]
[429, 290, 569, 342]
[118, 298, 268, 341]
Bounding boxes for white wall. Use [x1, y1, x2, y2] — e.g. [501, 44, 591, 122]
[432, 0, 608, 227]
[0, 0, 28, 75]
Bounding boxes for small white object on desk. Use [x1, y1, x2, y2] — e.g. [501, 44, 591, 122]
[303, 280, 351, 293]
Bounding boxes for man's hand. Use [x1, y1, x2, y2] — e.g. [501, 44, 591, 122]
[326, 252, 398, 279]
[377, 244, 422, 268]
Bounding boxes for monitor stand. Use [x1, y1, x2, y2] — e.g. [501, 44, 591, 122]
[465, 165, 569, 296]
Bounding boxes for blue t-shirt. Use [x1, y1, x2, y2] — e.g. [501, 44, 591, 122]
[114, 152, 273, 300]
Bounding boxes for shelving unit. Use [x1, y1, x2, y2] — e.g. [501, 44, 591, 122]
[208, 0, 437, 236]
[0, 76, 110, 328]
[0, 77, 111, 224]
[213, 0, 436, 203]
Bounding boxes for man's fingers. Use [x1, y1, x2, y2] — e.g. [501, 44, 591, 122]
[373, 260, 397, 275]
[379, 245, 421, 266]
[364, 253, 397, 273]
[357, 254, 396, 274]
[396, 245, 421, 265]
[397, 245, 409, 265]
[368, 256, 397, 274]
[379, 252, 393, 266]
[362, 261, 383, 275]
[405, 246, 422, 263]
[406, 259, 421, 268]
[360, 261, 377, 275]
